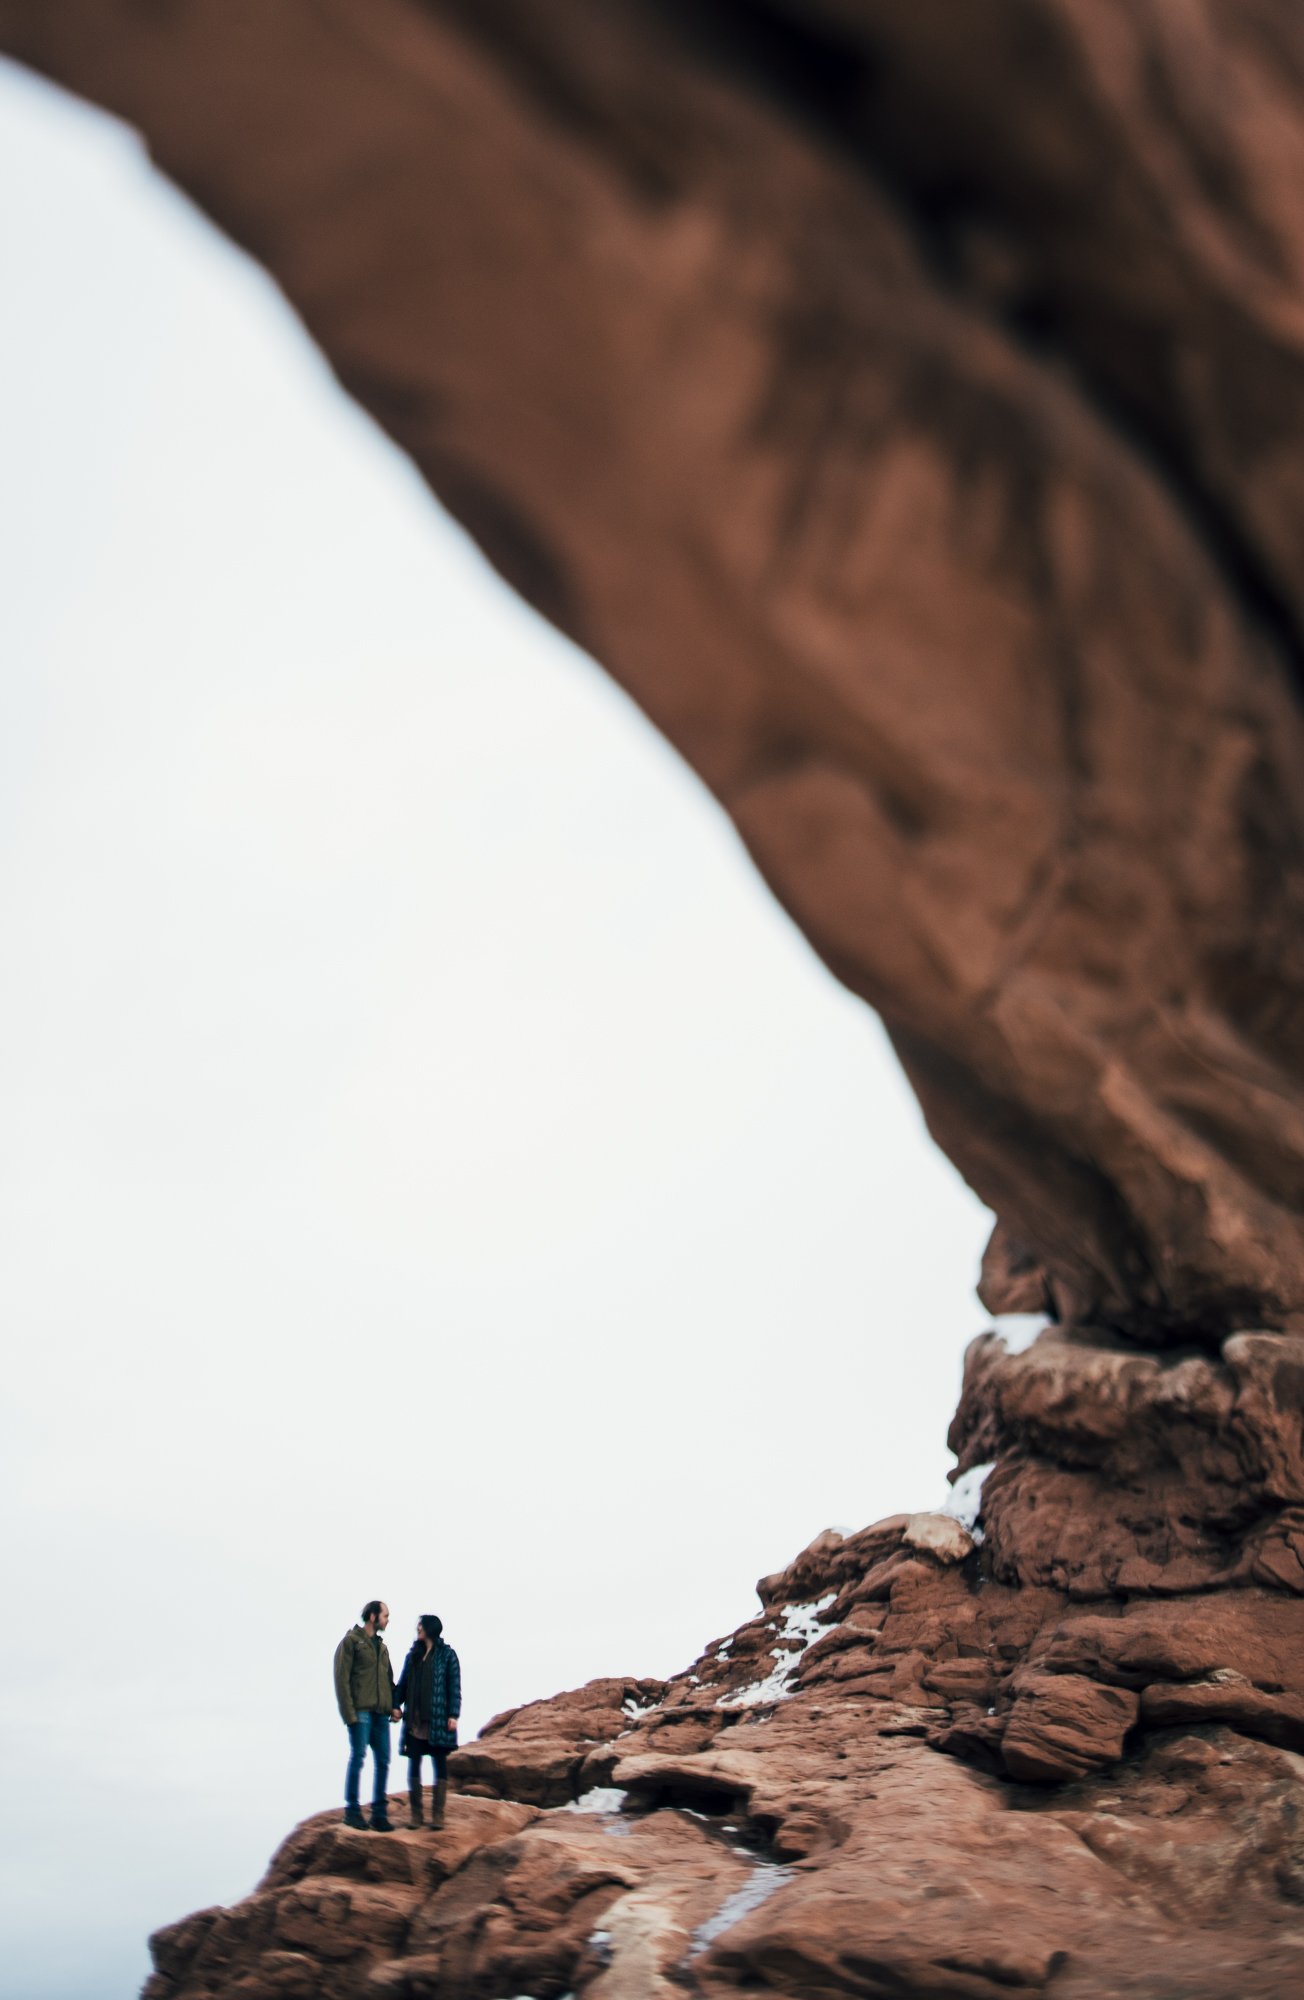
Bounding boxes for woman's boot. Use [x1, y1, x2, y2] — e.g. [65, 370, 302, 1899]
[429, 1780, 448, 1830]
[408, 1774, 424, 1827]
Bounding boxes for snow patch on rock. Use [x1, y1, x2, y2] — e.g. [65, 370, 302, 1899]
[719, 1595, 836, 1708]
[688, 1864, 794, 1958]
[559, 1787, 628, 1816]
[941, 1463, 994, 1540]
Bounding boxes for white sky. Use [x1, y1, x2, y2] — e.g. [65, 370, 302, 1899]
[0, 58, 1002, 2000]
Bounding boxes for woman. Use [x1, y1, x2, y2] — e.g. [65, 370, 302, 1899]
[395, 1613, 462, 1828]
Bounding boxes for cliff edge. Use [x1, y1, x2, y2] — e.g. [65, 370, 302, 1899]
[144, 1324, 1304, 1998]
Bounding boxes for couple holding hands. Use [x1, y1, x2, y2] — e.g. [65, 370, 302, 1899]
[333, 1600, 461, 1832]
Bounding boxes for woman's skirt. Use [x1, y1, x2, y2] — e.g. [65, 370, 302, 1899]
[404, 1735, 448, 1782]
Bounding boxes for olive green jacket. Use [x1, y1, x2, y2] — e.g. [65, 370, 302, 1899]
[334, 1626, 398, 1725]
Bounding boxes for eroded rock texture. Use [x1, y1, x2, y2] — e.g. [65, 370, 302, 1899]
[9, 5, 1304, 1991]
[4, 0, 1304, 1336]
[140, 1332, 1304, 1998]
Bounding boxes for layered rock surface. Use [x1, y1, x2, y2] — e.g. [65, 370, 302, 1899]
[145, 1326, 1304, 1997]
[4, 0, 1304, 1336]
[8, 3, 1304, 1987]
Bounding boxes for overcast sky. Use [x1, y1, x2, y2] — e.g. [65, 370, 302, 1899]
[0, 58, 1007, 2000]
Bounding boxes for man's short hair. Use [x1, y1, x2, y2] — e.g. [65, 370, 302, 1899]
[419, 1614, 443, 1640]
[361, 1599, 385, 1625]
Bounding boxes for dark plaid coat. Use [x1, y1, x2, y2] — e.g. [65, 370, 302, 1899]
[396, 1638, 461, 1754]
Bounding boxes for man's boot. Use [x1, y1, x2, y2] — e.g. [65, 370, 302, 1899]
[408, 1781, 424, 1828]
[429, 1780, 448, 1831]
[370, 1799, 395, 1832]
[343, 1808, 367, 1831]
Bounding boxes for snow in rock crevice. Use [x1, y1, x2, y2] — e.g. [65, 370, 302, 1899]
[559, 1787, 628, 1816]
[688, 1864, 794, 1958]
[718, 1594, 836, 1708]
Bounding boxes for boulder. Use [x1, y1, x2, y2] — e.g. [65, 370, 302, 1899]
[1002, 1672, 1140, 1784]
[902, 1512, 975, 1563]
[1140, 1677, 1304, 1752]
[447, 1675, 662, 1806]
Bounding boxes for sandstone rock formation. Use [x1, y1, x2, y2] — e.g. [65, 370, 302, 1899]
[4, 0, 1304, 1337]
[140, 1325, 1304, 1997]
[8, 4, 1304, 1992]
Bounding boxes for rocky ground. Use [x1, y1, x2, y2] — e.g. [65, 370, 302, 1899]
[144, 1324, 1304, 1998]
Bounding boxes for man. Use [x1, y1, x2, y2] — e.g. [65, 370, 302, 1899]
[395, 1614, 461, 1828]
[334, 1599, 401, 1831]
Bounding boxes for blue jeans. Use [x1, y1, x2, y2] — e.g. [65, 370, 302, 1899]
[345, 1710, 390, 1810]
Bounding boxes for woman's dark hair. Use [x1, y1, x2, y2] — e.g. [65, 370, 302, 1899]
[419, 1614, 443, 1641]
[361, 1599, 385, 1625]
